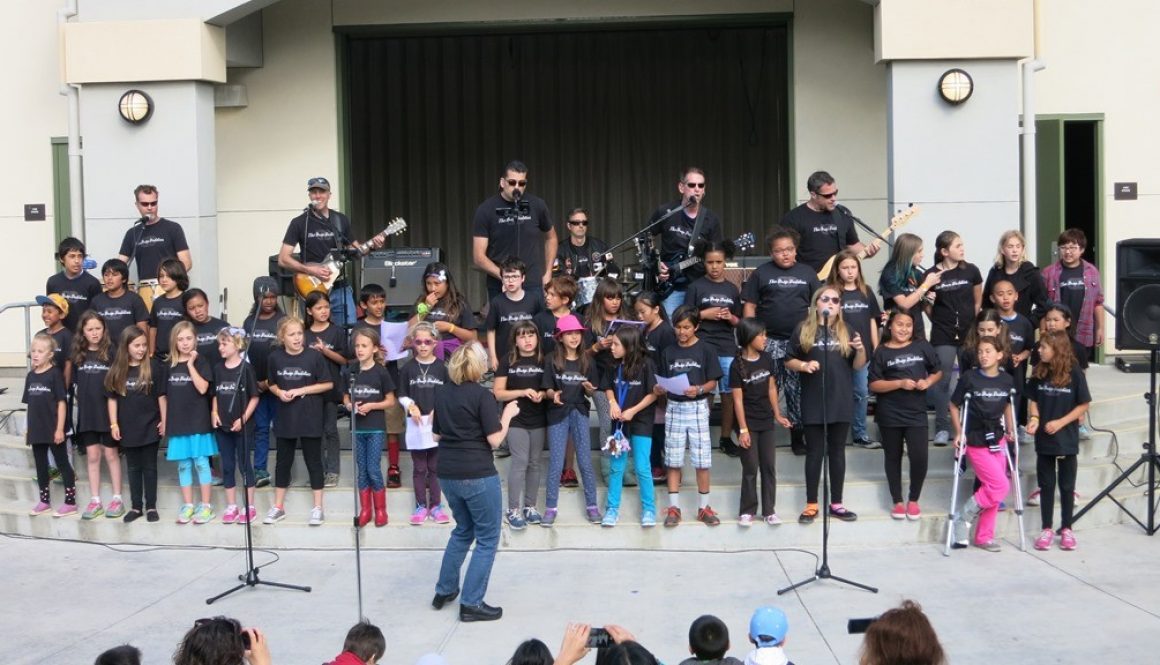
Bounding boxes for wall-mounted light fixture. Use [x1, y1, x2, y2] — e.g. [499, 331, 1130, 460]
[118, 89, 153, 124]
[938, 69, 973, 105]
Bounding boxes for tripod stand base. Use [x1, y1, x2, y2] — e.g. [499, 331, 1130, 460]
[778, 563, 879, 595]
[206, 567, 312, 605]
[1072, 452, 1160, 536]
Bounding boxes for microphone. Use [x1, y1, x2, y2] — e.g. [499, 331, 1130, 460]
[513, 188, 523, 203]
[134, 216, 149, 225]
[823, 309, 831, 323]
[685, 194, 698, 207]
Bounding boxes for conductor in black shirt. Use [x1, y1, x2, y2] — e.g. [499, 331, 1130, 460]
[472, 161, 558, 302]
[780, 171, 879, 274]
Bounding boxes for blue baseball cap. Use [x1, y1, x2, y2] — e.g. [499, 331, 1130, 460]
[749, 606, 789, 646]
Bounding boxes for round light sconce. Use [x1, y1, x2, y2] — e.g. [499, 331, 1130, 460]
[118, 89, 154, 124]
[938, 69, 974, 105]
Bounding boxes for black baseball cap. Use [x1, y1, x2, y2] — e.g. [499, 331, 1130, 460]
[307, 177, 331, 191]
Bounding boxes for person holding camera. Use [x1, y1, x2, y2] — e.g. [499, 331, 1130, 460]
[473, 160, 558, 302]
[172, 616, 271, 665]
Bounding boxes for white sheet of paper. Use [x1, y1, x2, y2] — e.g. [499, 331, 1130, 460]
[379, 321, 411, 361]
[405, 414, 436, 450]
[654, 373, 691, 395]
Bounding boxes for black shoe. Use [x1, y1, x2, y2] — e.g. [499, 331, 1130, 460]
[790, 428, 806, 456]
[459, 602, 503, 622]
[719, 438, 741, 457]
[123, 509, 143, 524]
[432, 590, 459, 610]
[792, 446, 807, 457]
[146, 509, 160, 523]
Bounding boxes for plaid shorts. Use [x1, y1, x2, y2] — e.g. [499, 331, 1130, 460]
[665, 399, 712, 470]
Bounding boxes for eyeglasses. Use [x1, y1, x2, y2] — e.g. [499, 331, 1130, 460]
[683, 182, 706, 189]
[818, 296, 841, 304]
[412, 338, 436, 346]
[568, 220, 589, 226]
[505, 179, 528, 187]
[501, 274, 523, 281]
[1058, 245, 1082, 251]
[771, 247, 795, 256]
[138, 200, 158, 207]
[814, 190, 838, 200]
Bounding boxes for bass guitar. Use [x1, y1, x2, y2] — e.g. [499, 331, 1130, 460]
[656, 232, 756, 298]
[294, 217, 407, 298]
[816, 205, 920, 280]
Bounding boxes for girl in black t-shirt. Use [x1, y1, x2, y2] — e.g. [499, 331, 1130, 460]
[409, 262, 477, 360]
[182, 288, 228, 368]
[731, 318, 791, 525]
[399, 322, 451, 525]
[586, 278, 636, 487]
[877, 233, 940, 342]
[24, 332, 75, 517]
[1027, 330, 1091, 552]
[827, 250, 882, 448]
[634, 291, 675, 482]
[305, 291, 349, 488]
[494, 320, 548, 529]
[869, 310, 942, 520]
[211, 328, 259, 526]
[926, 230, 983, 445]
[603, 326, 658, 527]
[243, 277, 285, 488]
[346, 327, 397, 528]
[165, 321, 218, 525]
[957, 310, 1009, 375]
[148, 258, 188, 361]
[70, 310, 123, 520]
[105, 327, 163, 522]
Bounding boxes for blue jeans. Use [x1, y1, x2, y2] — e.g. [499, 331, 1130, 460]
[546, 410, 598, 509]
[606, 434, 655, 514]
[355, 431, 385, 490]
[330, 284, 357, 328]
[252, 392, 276, 472]
[852, 364, 869, 441]
[662, 289, 687, 320]
[436, 474, 503, 607]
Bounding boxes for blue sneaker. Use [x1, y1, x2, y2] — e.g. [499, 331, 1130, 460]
[506, 509, 527, 530]
[601, 508, 619, 527]
[523, 506, 542, 525]
[641, 510, 657, 527]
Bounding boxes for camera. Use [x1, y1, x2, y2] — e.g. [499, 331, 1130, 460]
[847, 617, 878, 634]
[586, 627, 612, 649]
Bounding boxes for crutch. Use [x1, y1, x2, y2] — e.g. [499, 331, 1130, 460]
[944, 392, 970, 556]
[1002, 388, 1027, 551]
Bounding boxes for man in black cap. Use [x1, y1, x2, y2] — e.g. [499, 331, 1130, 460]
[472, 160, 558, 302]
[278, 177, 382, 326]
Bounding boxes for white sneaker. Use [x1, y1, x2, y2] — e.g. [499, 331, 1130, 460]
[263, 506, 286, 524]
[933, 431, 951, 447]
[764, 513, 783, 526]
[309, 506, 325, 526]
[739, 514, 753, 527]
[1027, 488, 1041, 506]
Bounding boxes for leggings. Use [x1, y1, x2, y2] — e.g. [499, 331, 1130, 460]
[1037, 454, 1078, 530]
[355, 431, 385, 491]
[606, 434, 655, 514]
[651, 421, 665, 472]
[215, 430, 256, 489]
[411, 448, 441, 507]
[32, 443, 76, 504]
[965, 445, 1010, 544]
[123, 443, 159, 511]
[275, 436, 324, 490]
[880, 425, 929, 503]
[804, 423, 850, 504]
[546, 409, 598, 509]
[506, 426, 546, 510]
[322, 401, 340, 476]
[177, 456, 212, 488]
[738, 429, 777, 517]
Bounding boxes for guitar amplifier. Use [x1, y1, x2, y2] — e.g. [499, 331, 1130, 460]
[724, 255, 767, 292]
[267, 254, 297, 298]
[362, 247, 442, 301]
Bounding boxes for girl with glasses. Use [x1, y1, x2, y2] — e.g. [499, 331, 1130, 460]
[398, 322, 451, 525]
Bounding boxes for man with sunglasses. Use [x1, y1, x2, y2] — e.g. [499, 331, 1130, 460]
[648, 167, 723, 316]
[780, 171, 878, 274]
[472, 160, 558, 302]
[117, 184, 193, 288]
[555, 207, 618, 280]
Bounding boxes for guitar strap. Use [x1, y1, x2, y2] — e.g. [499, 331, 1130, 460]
[686, 206, 706, 258]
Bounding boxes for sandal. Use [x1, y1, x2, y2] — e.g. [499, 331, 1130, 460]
[798, 504, 819, 524]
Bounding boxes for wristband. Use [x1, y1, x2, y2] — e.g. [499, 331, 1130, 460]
[739, 428, 749, 434]
[449, 324, 457, 334]
[1029, 415, 1040, 421]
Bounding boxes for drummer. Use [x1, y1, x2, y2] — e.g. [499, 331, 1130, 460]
[117, 184, 193, 311]
[554, 207, 619, 312]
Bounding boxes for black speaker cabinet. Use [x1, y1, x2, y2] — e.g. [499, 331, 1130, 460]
[362, 247, 442, 303]
[1116, 239, 1160, 350]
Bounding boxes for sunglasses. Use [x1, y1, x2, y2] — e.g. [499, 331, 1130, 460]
[814, 190, 839, 199]
[683, 182, 706, 189]
[568, 220, 589, 226]
[818, 296, 841, 304]
[138, 200, 158, 207]
[505, 179, 528, 187]
[412, 338, 436, 347]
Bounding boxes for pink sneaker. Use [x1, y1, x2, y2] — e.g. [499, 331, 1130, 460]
[53, 503, 79, 518]
[906, 501, 922, 521]
[410, 505, 429, 526]
[890, 503, 905, 520]
[1027, 488, 1041, 506]
[1034, 528, 1055, 551]
[222, 505, 240, 524]
[237, 506, 256, 525]
[29, 501, 51, 516]
[1059, 528, 1077, 551]
[430, 504, 450, 524]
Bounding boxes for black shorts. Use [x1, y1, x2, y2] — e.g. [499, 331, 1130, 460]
[76, 431, 117, 448]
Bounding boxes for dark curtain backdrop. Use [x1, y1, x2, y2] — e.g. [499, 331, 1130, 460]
[346, 24, 789, 305]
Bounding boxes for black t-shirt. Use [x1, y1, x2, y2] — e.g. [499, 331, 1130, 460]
[780, 204, 859, 273]
[212, 361, 259, 431]
[878, 265, 928, 341]
[684, 277, 741, 356]
[1027, 368, 1091, 456]
[659, 339, 723, 402]
[149, 294, 186, 358]
[46, 270, 102, 332]
[534, 310, 565, 356]
[23, 367, 65, 444]
[869, 341, 941, 428]
[164, 357, 214, 436]
[600, 359, 658, 436]
[582, 326, 619, 387]
[644, 322, 677, 363]
[108, 360, 164, 447]
[729, 354, 776, 431]
[542, 355, 600, 424]
[789, 322, 859, 425]
[90, 291, 148, 345]
[496, 355, 548, 429]
[425, 298, 475, 342]
[924, 263, 982, 345]
[648, 203, 723, 283]
[1058, 265, 1086, 323]
[348, 363, 397, 432]
[242, 312, 285, 383]
[73, 349, 112, 433]
[556, 236, 616, 278]
[484, 291, 543, 362]
[267, 348, 331, 439]
[305, 323, 349, 402]
[951, 370, 1015, 447]
[839, 288, 882, 351]
[118, 218, 190, 282]
[41, 327, 72, 372]
[192, 317, 229, 369]
[472, 193, 554, 286]
[1001, 313, 1035, 356]
[397, 357, 448, 414]
[282, 209, 353, 264]
[983, 262, 1048, 324]
[433, 381, 501, 480]
[741, 261, 821, 340]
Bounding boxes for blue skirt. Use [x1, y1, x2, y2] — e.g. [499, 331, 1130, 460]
[166, 432, 219, 461]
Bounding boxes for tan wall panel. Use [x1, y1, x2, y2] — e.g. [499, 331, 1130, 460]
[64, 19, 227, 83]
[875, 0, 1033, 62]
[334, 0, 792, 25]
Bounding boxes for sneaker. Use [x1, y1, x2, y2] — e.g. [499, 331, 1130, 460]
[506, 509, 527, 530]
[697, 505, 721, 526]
[1059, 527, 1077, 551]
[324, 473, 339, 488]
[798, 504, 819, 524]
[411, 505, 429, 526]
[1078, 425, 1092, 441]
[29, 501, 52, 516]
[309, 506, 324, 526]
[82, 499, 104, 520]
[263, 506, 286, 524]
[764, 513, 783, 526]
[739, 513, 754, 527]
[601, 508, 619, 527]
[237, 506, 256, 525]
[222, 505, 240, 524]
[664, 506, 682, 527]
[585, 506, 602, 524]
[53, 503, 78, 518]
[1018, 426, 1034, 445]
[933, 431, 951, 447]
[177, 503, 195, 524]
[387, 465, 402, 488]
[541, 508, 557, 527]
[430, 504, 451, 524]
[906, 501, 922, 521]
[890, 503, 906, 520]
[651, 466, 666, 483]
[212, 475, 224, 487]
[123, 509, 143, 524]
[1027, 488, 1041, 506]
[105, 497, 125, 519]
[193, 503, 216, 525]
[1034, 528, 1055, 551]
[560, 469, 579, 488]
[852, 438, 883, 450]
[523, 507, 542, 525]
[641, 510, 657, 527]
[493, 444, 511, 459]
[828, 504, 858, 522]
[974, 540, 1002, 552]
[255, 470, 271, 488]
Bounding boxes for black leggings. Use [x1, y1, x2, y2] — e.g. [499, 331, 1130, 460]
[33, 443, 76, 503]
[275, 437, 323, 490]
[123, 443, 159, 511]
[1037, 454, 1078, 530]
[739, 429, 777, 517]
[804, 423, 850, 504]
[880, 426, 929, 503]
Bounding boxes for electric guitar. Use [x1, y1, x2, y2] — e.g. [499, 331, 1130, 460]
[294, 218, 407, 298]
[656, 232, 756, 298]
[816, 205, 921, 280]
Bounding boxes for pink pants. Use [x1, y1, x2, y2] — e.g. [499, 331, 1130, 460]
[965, 445, 1010, 544]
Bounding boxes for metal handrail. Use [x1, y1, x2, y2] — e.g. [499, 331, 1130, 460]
[0, 301, 40, 372]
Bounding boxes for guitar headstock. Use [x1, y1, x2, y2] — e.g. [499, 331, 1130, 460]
[382, 217, 407, 237]
[734, 232, 756, 252]
[889, 205, 920, 230]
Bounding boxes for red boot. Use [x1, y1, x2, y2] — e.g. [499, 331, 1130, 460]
[358, 488, 373, 528]
[373, 489, 388, 527]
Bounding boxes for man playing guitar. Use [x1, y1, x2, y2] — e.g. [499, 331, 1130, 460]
[648, 167, 723, 317]
[780, 170, 879, 275]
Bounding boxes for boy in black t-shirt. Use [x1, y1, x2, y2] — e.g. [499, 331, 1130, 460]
[45, 237, 101, 332]
[989, 279, 1036, 442]
[485, 257, 544, 371]
[90, 259, 149, 345]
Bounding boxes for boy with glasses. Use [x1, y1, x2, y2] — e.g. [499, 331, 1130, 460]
[485, 257, 545, 372]
[1041, 228, 1104, 363]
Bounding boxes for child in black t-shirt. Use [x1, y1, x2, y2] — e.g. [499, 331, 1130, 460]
[411, 261, 477, 360]
[602, 326, 658, 526]
[357, 282, 406, 489]
[165, 321, 218, 525]
[990, 279, 1035, 441]
[635, 291, 676, 483]
[183, 288, 228, 368]
[106, 326, 164, 523]
[827, 250, 882, 449]
[24, 332, 75, 517]
[90, 258, 149, 347]
[345, 327, 397, 528]
[305, 291, 349, 489]
[1027, 330, 1091, 552]
[45, 236, 102, 332]
[36, 294, 72, 381]
[148, 258, 188, 361]
[212, 328, 260, 525]
[243, 277, 285, 488]
[485, 257, 544, 371]
[398, 322, 450, 525]
[493, 320, 548, 529]
[586, 277, 635, 486]
[70, 310, 122, 520]
[957, 310, 1009, 376]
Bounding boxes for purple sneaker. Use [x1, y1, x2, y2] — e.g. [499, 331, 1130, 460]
[429, 505, 450, 524]
[585, 506, 601, 524]
[222, 505, 240, 525]
[410, 505, 430, 526]
[29, 501, 51, 516]
[53, 503, 79, 518]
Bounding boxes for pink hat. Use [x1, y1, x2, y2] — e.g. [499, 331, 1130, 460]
[555, 314, 586, 337]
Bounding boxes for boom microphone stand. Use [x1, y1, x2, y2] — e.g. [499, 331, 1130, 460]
[780, 311, 878, 595]
[207, 288, 312, 604]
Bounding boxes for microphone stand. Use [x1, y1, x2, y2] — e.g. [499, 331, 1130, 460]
[207, 291, 312, 604]
[348, 362, 367, 620]
[780, 311, 878, 596]
[838, 204, 896, 249]
[602, 199, 695, 290]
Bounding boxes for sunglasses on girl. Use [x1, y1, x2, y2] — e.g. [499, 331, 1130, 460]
[412, 338, 437, 346]
[818, 295, 841, 304]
